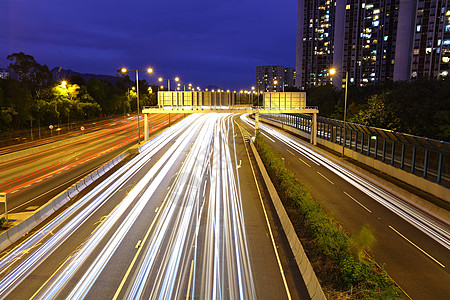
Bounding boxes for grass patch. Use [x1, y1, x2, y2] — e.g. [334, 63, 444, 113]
[254, 133, 401, 299]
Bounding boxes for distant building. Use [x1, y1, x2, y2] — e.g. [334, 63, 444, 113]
[296, 0, 450, 89]
[256, 65, 295, 92]
[0, 68, 9, 79]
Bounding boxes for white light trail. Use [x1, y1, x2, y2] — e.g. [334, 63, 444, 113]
[0, 114, 199, 298]
[241, 114, 450, 250]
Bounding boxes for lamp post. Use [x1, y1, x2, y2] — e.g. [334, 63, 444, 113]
[121, 67, 153, 144]
[329, 68, 348, 158]
[165, 77, 179, 91]
[61, 81, 70, 132]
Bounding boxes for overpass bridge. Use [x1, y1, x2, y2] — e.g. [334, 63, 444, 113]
[142, 91, 319, 143]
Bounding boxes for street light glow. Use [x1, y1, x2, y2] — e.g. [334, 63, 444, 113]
[61, 81, 67, 87]
[121, 68, 127, 73]
[147, 68, 153, 73]
[329, 68, 336, 75]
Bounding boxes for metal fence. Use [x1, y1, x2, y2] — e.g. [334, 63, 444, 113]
[261, 113, 450, 187]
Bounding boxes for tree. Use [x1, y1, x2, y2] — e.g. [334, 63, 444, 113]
[52, 83, 80, 127]
[7, 52, 53, 99]
[351, 93, 401, 131]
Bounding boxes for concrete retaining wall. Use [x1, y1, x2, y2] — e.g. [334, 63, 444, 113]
[250, 142, 327, 300]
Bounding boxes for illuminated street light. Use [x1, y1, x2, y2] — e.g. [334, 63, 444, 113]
[329, 67, 348, 158]
[121, 67, 154, 144]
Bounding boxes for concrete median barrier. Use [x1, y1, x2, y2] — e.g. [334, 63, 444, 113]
[250, 141, 326, 300]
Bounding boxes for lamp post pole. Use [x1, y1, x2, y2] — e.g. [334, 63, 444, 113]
[121, 67, 153, 144]
[342, 71, 348, 158]
[133, 70, 140, 144]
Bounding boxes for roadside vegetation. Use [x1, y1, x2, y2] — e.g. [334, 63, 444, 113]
[255, 133, 402, 299]
[0, 52, 159, 137]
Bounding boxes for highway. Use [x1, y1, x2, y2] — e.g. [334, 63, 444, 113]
[0, 114, 307, 299]
[0, 114, 181, 216]
[240, 114, 450, 299]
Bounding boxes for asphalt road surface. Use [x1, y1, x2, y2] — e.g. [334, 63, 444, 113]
[0, 113, 308, 299]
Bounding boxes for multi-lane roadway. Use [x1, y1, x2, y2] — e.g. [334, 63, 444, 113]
[0, 114, 306, 299]
[0, 114, 179, 216]
[1, 111, 448, 299]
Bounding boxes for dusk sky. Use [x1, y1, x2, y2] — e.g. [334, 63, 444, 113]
[1, 0, 297, 90]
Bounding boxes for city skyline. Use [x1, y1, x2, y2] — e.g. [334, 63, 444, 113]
[0, 0, 297, 90]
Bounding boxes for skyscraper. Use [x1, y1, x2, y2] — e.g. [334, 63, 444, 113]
[296, 0, 450, 89]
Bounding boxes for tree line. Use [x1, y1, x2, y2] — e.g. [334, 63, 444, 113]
[304, 79, 450, 142]
[0, 52, 158, 135]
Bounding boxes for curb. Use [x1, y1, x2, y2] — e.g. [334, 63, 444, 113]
[250, 141, 327, 300]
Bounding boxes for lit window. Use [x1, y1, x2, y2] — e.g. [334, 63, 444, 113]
[417, 25, 421, 32]
[384, 36, 388, 41]
[372, 21, 379, 26]
[374, 9, 380, 14]
[443, 57, 450, 63]
[346, 4, 350, 9]
[414, 48, 419, 55]
[441, 71, 449, 76]
[426, 47, 432, 54]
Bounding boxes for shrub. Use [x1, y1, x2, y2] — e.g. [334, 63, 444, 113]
[254, 133, 401, 298]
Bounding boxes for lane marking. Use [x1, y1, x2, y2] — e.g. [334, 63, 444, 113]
[186, 259, 194, 300]
[155, 207, 159, 213]
[389, 225, 445, 268]
[135, 240, 141, 249]
[286, 149, 295, 157]
[317, 171, 334, 185]
[343, 191, 372, 213]
[112, 196, 168, 299]
[30, 253, 74, 299]
[298, 158, 311, 168]
[240, 131, 292, 300]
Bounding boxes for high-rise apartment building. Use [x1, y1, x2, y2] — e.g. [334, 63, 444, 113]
[296, 0, 450, 89]
[256, 65, 295, 92]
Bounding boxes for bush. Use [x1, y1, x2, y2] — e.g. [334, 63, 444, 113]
[254, 133, 401, 298]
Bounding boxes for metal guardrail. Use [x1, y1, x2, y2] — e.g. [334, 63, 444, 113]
[262, 113, 450, 188]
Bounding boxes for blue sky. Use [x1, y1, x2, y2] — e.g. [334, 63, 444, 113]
[0, 0, 297, 90]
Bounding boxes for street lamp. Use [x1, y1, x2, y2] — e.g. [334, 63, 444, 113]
[329, 67, 348, 158]
[329, 68, 336, 85]
[162, 76, 179, 91]
[251, 86, 255, 105]
[121, 67, 153, 144]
